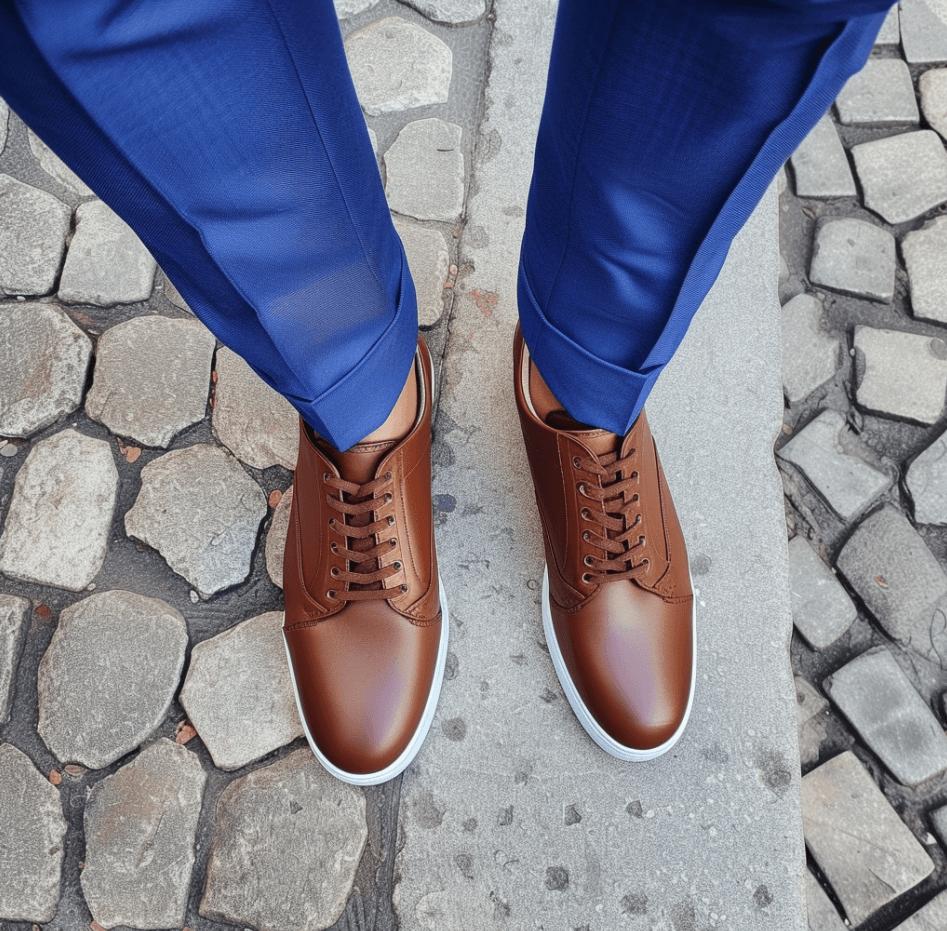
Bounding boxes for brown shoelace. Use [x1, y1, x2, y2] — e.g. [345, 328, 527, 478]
[575, 447, 650, 584]
[324, 470, 406, 602]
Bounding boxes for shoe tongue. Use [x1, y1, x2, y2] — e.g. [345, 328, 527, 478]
[544, 409, 620, 457]
[324, 438, 397, 484]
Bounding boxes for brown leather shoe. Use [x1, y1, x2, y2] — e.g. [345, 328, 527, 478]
[514, 328, 694, 760]
[282, 339, 448, 785]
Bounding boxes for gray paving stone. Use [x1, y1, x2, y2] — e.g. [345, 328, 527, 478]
[825, 647, 947, 786]
[265, 485, 292, 589]
[81, 738, 206, 930]
[903, 215, 947, 325]
[125, 443, 267, 596]
[401, 0, 486, 24]
[394, 216, 450, 327]
[345, 17, 452, 115]
[876, 4, 900, 44]
[854, 325, 947, 424]
[386, 118, 465, 223]
[931, 803, 947, 847]
[211, 347, 298, 470]
[777, 409, 891, 521]
[59, 199, 156, 306]
[837, 506, 947, 666]
[809, 218, 895, 302]
[901, 0, 947, 63]
[0, 302, 92, 438]
[0, 744, 66, 923]
[804, 870, 845, 930]
[85, 315, 214, 448]
[0, 174, 71, 296]
[0, 99, 7, 155]
[852, 130, 947, 223]
[0, 429, 117, 591]
[789, 115, 856, 199]
[921, 68, 947, 140]
[802, 751, 934, 926]
[836, 58, 918, 124]
[796, 677, 829, 769]
[788, 536, 856, 649]
[0, 595, 29, 725]
[781, 293, 842, 403]
[159, 269, 191, 312]
[37, 590, 187, 768]
[180, 611, 301, 770]
[908, 429, 947, 525]
[200, 748, 366, 931]
[891, 889, 947, 929]
[334, 0, 379, 17]
[27, 129, 93, 196]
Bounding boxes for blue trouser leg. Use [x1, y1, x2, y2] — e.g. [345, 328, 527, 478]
[0, 0, 415, 452]
[518, 0, 892, 434]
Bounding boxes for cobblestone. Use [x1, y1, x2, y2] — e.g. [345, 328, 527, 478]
[789, 115, 856, 199]
[788, 536, 856, 649]
[37, 590, 188, 769]
[334, 0, 379, 17]
[900, 0, 947, 64]
[58, 199, 156, 306]
[0, 99, 7, 154]
[265, 484, 292, 589]
[395, 216, 450, 327]
[81, 739, 206, 930]
[402, 0, 486, 24]
[809, 218, 895, 302]
[345, 17, 452, 115]
[907, 429, 947, 525]
[835, 58, 918, 124]
[180, 611, 301, 770]
[780, 293, 842, 404]
[385, 118, 465, 221]
[802, 751, 934, 926]
[852, 130, 947, 224]
[876, 5, 900, 45]
[0, 595, 28, 725]
[86, 314, 214, 448]
[0, 744, 66, 924]
[125, 443, 267, 596]
[200, 748, 367, 930]
[27, 129, 93, 196]
[854, 325, 947, 424]
[0, 302, 92, 438]
[0, 429, 117, 591]
[796, 676, 829, 768]
[903, 215, 947, 325]
[921, 67, 947, 140]
[804, 870, 845, 930]
[0, 174, 70, 296]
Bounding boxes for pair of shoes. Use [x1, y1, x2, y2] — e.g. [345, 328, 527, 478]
[282, 329, 695, 785]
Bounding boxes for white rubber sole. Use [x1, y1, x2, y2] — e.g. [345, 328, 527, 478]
[284, 578, 450, 786]
[541, 567, 696, 762]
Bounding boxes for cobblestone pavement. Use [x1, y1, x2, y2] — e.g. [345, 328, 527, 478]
[779, 4, 947, 929]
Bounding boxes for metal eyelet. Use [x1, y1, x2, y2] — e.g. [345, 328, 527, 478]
[328, 518, 337, 528]
[326, 590, 337, 600]
[572, 456, 582, 469]
[385, 471, 393, 481]
[642, 558, 650, 569]
[582, 531, 591, 542]
[632, 493, 639, 502]
[330, 566, 340, 577]
[387, 515, 395, 525]
[631, 470, 639, 480]
[580, 507, 591, 520]
[583, 555, 593, 567]
[577, 483, 587, 495]
[390, 539, 397, 548]
[581, 573, 592, 584]
[400, 584, 408, 593]
[393, 560, 402, 570]
[384, 492, 393, 503]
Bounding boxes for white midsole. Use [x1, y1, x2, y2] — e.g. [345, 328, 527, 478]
[284, 578, 450, 786]
[541, 567, 696, 762]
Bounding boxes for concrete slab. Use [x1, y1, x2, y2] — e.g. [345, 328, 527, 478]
[393, 2, 804, 929]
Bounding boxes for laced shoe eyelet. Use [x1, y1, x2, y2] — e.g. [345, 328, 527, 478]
[582, 531, 590, 542]
[323, 471, 331, 481]
[580, 507, 591, 520]
[384, 492, 393, 503]
[400, 583, 408, 593]
[642, 558, 650, 569]
[389, 539, 397, 548]
[385, 471, 393, 481]
[330, 566, 340, 577]
[632, 493, 639, 502]
[328, 517, 337, 528]
[583, 555, 593, 567]
[393, 560, 402, 570]
[326, 589, 337, 600]
[631, 470, 639, 480]
[330, 542, 338, 553]
[572, 456, 582, 469]
[581, 573, 592, 584]
[387, 515, 395, 526]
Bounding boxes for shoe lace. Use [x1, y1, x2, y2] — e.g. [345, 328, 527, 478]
[575, 447, 650, 585]
[324, 470, 406, 603]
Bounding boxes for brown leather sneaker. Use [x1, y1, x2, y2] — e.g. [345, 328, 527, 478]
[282, 339, 448, 785]
[514, 328, 694, 760]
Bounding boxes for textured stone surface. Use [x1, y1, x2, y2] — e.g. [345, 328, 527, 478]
[901, 0, 947, 63]
[789, 115, 856, 199]
[125, 444, 267, 596]
[837, 506, 947, 665]
[86, 315, 214, 448]
[59, 200, 156, 306]
[781, 294, 841, 404]
[931, 803, 947, 848]
[395, 216, 450, 327]
[892, 891, 947, 929]
[805, 872, 845, 930]
[0, 429, 117, 591]
[334, 0, 379, 16]
[854, 325, 947, 424]
[28, 129, 93, 196]
[903, 215, 947, 324]
[0, 174, 70, 296]
[265, 485, 293, 589]
[825, 648, 947, 786]
[0, 99, 7, 155]
[796, 677, 829, 769]
[852, 130, 947, 223]
[0, 302, 92, 438]
[200, 749, 366, 930]
[777, 409, 891, 521]
[876, 4, 900, 44]
[802, 751, 934, 926]
[82, 739, 205, 930]
[180, 611, 301, 770]
[211, 347, 298, 470]
[908, 429, 947, 525]
[386, 118, 465, 222]
[835, 58, 918, 124]
[788, 536, 856, 649]
[0, 595, 29, 725]
[809, 218, 895, 302]
[37, 590, 187, 768]
[921, 68, 947, 140]
[0, 744, 66, 923]
[401, 0, 486, 23]
[345, 17, 452, 115]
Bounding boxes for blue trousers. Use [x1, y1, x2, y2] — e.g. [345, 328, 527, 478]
[0, 0, 889, 451]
